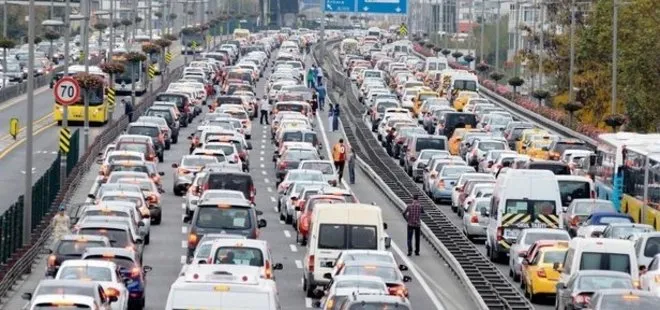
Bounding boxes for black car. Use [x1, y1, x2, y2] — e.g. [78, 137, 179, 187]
[199, 171, 256, 204]
[45, 234, 111, 277]
[185, 197, 266, 258]
[439, 112, 477, 138]
[155, 92, 192, 126]
[145, 107, 180, 144]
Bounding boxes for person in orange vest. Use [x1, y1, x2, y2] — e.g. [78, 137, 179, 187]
[332, 139, 347, 183]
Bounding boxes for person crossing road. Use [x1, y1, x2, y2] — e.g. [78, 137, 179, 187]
[259, 95, 270, 125]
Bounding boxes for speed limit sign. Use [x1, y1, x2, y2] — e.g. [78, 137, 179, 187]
[53, 76, 81, 106]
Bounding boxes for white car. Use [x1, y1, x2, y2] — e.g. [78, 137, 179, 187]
[640, 253, 660, 296]
[55, 260, 129, 310]
[298, 160, 338, 186]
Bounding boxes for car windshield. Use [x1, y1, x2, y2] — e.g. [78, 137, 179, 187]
[415, 138, 445, 151]
[610, 226, 653, 239]
[195, 206, 252, 229]
[574, 201, 614, 215]
[57, 266, 113, 282]
[300, 162, 334, 174]
[283, 150, 317, 161]
[597, 216, 633, 225]
[478, 141, 506, 151]
[127, 126, 159, 137]
[343, 266, 400, 283]
[442, 166, 475, 177]
[542, 250, 567, 264]
[577, 275, 633, 290]
[491, 116, 512, 126]
[56, 240, 107, 256]
[183, 156, 218, 167]
[287, 172, 324, 182]
[559, 181, 591, 204]
[524, 232, 569, 244]
[213, 246, 264, 266]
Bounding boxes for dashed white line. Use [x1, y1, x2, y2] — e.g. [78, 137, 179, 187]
[181, 226, 187, 234]
[270, 196, 276, 202]
[260, 150, 265, 155]
[267, 187, 273, 193]
[181, 240, 187, 248]
[305, 298, 312, 308]
[260, 157, 264, 161]
[261, 144, 265, 149]
[295, 260, 303, 269]
[289, 244, 298, 252]
[283, 230, 291, 238]
[180, 255, 187, 264]
[262, 170, 267, 175]
[264, 178, 269, 183]
[181, 203, 186, 210]
[273, 206, 278, 212]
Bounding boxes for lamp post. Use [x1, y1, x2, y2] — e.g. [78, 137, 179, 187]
[43, 18, 67, 185]
[81, 0, 91, 151]
[23, 0, 35, 245]
[568, 0, 576, 108]
[611, 0, 631, 114]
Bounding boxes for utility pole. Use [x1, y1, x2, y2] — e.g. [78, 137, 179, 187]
[568, 0, 576, 106]
[82, 0, 90, 151]
[495, 2, 501, 71]
[513, 0, 520, 77]
[479, 0, 485, 63]
[60, 0, 71, 187]
[538, 1, 544, 89]
[610, 0, 619, 114]
[148, 0, 153, 39]
[109, 0, 114, 57]
[23, 0, 35, 246]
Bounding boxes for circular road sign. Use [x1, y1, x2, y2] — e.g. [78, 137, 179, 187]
[53, 76, 81, 106]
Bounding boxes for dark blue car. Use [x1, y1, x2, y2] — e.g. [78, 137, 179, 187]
[82, 247, 151, 310]
[581, 212, 634, 238]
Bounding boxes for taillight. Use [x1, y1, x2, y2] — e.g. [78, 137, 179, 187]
[536, 268, 547, 278]
[470, 214, 479, 223]
[265, 260, 273, 279]
[571, 216, 580, 227]
[308, 255, 314, 272]
[47, 255, 57, 267]
[654, 275, 660, 283]
[573, 294, 590, 305]
[131, 267, 141, 278]
[249, 184, 256, 203]
[278, 162, 287, 170]
[496, 227, 503, 241]
[187, 233, 198, 248]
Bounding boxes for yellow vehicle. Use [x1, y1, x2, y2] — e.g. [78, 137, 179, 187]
[54, 65, 111, 124]
[452, 91, 480, 112]
[412, 91, 439, 117]
[448, 128, 483, 155]
[522, 242, 568, 302]
[233, 28, 250, 40]
[516, 129, 550, 154]
[525, 138, 554, 159]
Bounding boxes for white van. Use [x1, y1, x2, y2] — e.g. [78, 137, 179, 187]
[556, 175, 595, 212]
[165, 265, 280, 310]
[558, 238, 639, 287]
[449, 70, 479, 95]
[424, 57, 449, 72]
[485, 169, 562, 262]
[302, 203, 390, 297]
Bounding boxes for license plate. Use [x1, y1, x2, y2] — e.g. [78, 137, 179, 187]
[504, 229, 520, 239]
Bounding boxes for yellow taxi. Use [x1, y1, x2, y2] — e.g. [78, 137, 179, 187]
[516, 129, 551, 154]
[525, 137, 555, 159]
[452, 91, 480, 112]
[448, 128, 483, 155]
[522, 241, 568, 302]
[412, 91, 439, 117]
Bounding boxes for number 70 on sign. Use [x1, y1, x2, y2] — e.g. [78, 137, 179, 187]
[53, 76, 81, 106]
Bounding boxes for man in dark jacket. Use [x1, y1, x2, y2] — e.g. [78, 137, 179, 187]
[403, 195, 424, 256]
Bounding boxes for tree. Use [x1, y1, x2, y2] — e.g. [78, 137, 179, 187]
[100, 61, 125, 88]
[168, 13, 177, 21]
[441, 49, 451, 57]
[154, 11, 163, 19]
[508, 76, 524, 95]
[532, 89, 550, 105]
[112, 21, 122, 28]
[451, 51, 464, 60]
[0, 38, 15, 89]
[92, 23, 108, 48]
[490, 71, 504, 84]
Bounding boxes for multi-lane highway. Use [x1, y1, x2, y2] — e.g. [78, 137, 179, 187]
[0, 46, 478, 310]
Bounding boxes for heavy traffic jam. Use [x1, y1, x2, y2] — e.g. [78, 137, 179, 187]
[13, 25, 660, 310]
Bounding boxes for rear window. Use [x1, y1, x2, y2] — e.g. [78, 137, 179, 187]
[579, 252, 631, 274]
[528, 163, 571, 175]
[127, 126, 159, 137]
[146, 109, 173, 123]
[377, 101, 398, 112]
[574, 201, 614, 215]
[524, 232, 569, 244]
[213, 246, 263, 266]
[598, 295, 660, 310]
[300, 162, 333, 174]
[283, 150, 317, 161]
[445, 113, 477, 127]
[183, 156, 218, 167]
[559, 181, 591, 204]
[597, 216, 633, 225]
[553, 141, 590, 154]
[78, 228, 129, 248]
[33, 305, 91, 309]
[107, 154, 141, 163]
[58, 266, 113, 282]
[478, 141, 506, 151]
[542, 251, 566, 264]
[318, 224, 377, 250]
[109, 164, 149, 174]
[83, 255, 134, 269]
[206, 174, 252, 196]
[415, 138, 446, 151]
[276, 103, 304, 113]
[349, 304, 410, 310]
[342, 266, 399, 282]
[56, 240, 107, 256]
[195, 206, 252, 229]
[204, 144, 235, 155]
[217, 96, 243, 105]
[117, 143, 147, 154]
[509, 128, 528, 141]
[156, 94, 185, 108]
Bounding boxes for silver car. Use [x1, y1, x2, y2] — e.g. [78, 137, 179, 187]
[462, 197, 489, 240]
[171, 155, 218, 196]
[411, 149, 450, 182]
[563, 199, 615, 237]
[298, 160, 338, 186]
[508, 228, 570, 282]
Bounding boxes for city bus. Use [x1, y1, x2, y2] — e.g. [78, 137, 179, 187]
[53, 65, 111, 124]
[112, 49, 147, 96]
[181, 30, 205, 54]
[614, 142, 660, 229]
[233, 29, 250, 41]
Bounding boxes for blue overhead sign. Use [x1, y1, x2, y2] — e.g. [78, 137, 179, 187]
[357, 0, 407, 14]
[324, 0, 406, 14]
[324, 0, 356, 13]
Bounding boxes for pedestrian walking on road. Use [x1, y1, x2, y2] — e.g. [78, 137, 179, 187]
[403, 195, 424, 256]
[332, 139, 347, 183]
[306, 66, 315, 88]
[123, 98, 134, 122]
[347, 146, 356, 184]
[316, 66, 324, 86]
[52, 204, 71, 243]
[332, 104, 340, 132]
[316, 83, 327, 111]
[327, 103, 334, 129]
[259, 96, 270, 125]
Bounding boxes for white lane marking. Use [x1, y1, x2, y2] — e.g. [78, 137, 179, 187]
[273, 206, 278, 212]
[284, 230, 291, 238]
[260, 157, 264, 161]
[260, 163, 265, 168]
[295, 260, 303, 269]
[289, 244, 298, 252]
[181, 240, 187, 248]
[262, 170, 267, 175]
[261, 144, 265, 149]
[280, 220, 285, 225]
[180, 255, 187, 264]
[181, 226, 188, 234]
[262, 138, 266, 143]
[181, 203, 185, 210]
[267, 187, 273, 193]
[264, 178, 269, 183]
[260, 150, 265, 155]
[270, 196, 276, 202]
[390, 242, 446, 310]
[316, 105, 447, 310]
[305, 298, 312, 308]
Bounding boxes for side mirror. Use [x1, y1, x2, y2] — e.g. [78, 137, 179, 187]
[591, 231, 603, 238]
[553, 262, 562, 271]
[143, 266, 153, 273]
[171, 163, 179, 168]
[246, 142, 253, 150]
[258, 219, 267, 228]
[256, 210, 263, 216]
[273, 263, 284, 270]
[384, 236, 391, 249]
[480, 209, 489, 217]
[21, 292, 32, 301]
[399, 264, 409, 271]
[323, 272, 332, 280]
[87, 193, 96, 199]
[158, 172, 165, 176]
[402, 275, 412, 283]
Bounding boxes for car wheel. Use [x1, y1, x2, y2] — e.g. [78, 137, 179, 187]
[304, 278, 316, 298]
[173, 187, 181, 196]
[153, 213, 162, 225]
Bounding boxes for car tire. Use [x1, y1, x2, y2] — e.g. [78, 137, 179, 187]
[153, 213, 162, 225]
[303, 277, 315, 298]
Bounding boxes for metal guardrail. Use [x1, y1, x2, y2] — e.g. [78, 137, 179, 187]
[0, 64, 184, 302]
[409, 50, 599, 148]
[316, 40, 534, 310]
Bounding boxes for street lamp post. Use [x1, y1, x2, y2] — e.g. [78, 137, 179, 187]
[82, 0, 91, 151]
[538, 1, 544, 88]
[23, 0, 36, 246]
[568, 0, 576, 107]
[43, 18, 66, 185]
[495, 2, 501, 70]
[610, 0, 631, 114]
[479, 0, 485, 63]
